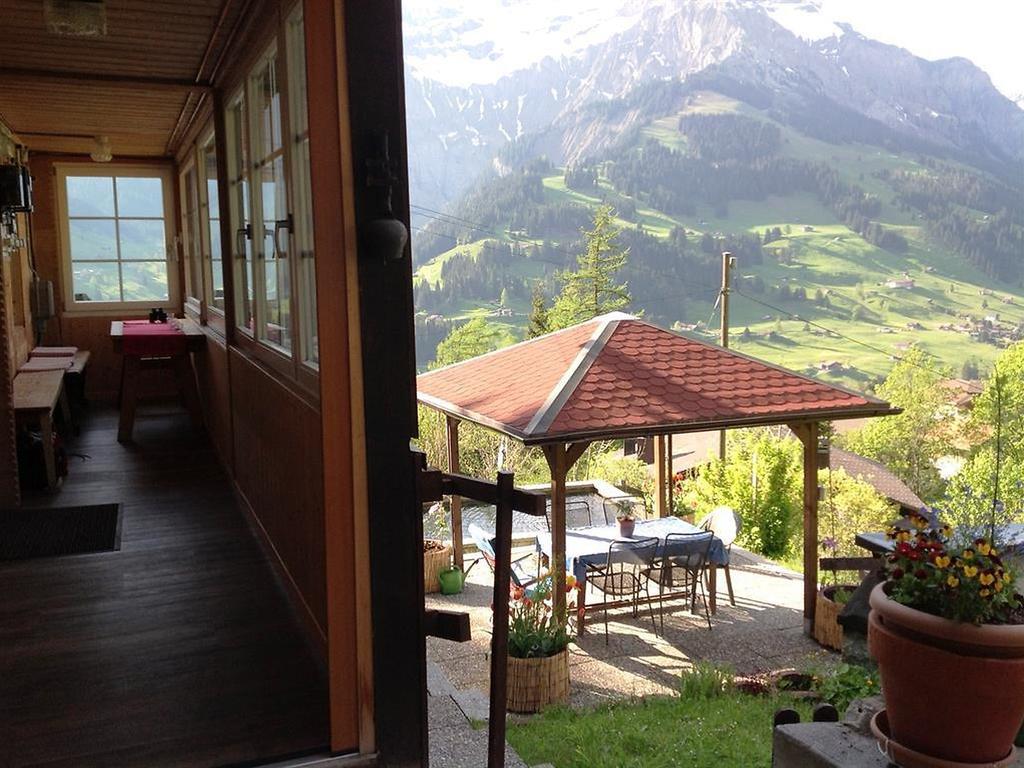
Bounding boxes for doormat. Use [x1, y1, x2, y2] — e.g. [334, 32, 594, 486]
[0, 503, 122, 561]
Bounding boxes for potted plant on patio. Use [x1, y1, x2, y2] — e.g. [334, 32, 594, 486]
[868, 509, 1024, 766]
[615, 498, 638, 538]
[506, 573, 576, 713]
[423, 501, 453, 594]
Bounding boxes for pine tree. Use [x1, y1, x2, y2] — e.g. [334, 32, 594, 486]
[549, 204, 631, 329]
[526, 284, 550, 339]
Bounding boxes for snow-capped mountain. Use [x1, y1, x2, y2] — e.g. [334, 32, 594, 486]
[402, 0, 1024, 213]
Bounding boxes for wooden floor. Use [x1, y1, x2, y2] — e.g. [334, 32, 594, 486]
[0, 405, 329, 768]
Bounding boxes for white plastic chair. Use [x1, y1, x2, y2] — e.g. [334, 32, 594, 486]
[699, 506, 742, 606]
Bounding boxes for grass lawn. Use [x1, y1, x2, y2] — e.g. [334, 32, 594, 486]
[507, 693, 814, 768]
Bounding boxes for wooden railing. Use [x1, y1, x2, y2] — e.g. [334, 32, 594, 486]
[416, 451, 547, 768]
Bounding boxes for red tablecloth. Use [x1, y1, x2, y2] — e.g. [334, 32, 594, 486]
[121, 320, 188, 356]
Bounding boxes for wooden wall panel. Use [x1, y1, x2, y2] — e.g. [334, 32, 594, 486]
[229, 347, 327, 638]
[193, 333, 232, 469]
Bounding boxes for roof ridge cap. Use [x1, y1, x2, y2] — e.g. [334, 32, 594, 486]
[523, 314, 621, 437]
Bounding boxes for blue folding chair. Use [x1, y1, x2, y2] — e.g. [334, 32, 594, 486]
[467, 523, 539, 590]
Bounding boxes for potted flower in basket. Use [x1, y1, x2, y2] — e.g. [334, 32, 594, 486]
[868, 509, 1024, 766]
[506, 573, 577, 713]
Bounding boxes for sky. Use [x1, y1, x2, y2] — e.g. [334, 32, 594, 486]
[818, 0, 1023, 101]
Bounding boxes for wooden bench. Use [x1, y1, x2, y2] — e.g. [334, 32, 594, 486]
[13, 370, 69, 489]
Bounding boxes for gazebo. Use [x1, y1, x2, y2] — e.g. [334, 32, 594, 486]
[418, 312, 899, 631]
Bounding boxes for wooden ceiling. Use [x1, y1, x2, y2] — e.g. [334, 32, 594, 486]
[0, 0, 246, 157]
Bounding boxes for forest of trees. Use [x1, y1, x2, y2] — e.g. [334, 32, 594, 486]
[879, 161, 1024, 282]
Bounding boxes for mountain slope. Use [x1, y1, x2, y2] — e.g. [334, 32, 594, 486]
[403, 0, 1024, 214]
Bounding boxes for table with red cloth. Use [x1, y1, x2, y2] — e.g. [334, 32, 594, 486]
[111, 319, 205, 442]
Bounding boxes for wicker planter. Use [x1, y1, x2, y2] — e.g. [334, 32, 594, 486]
[423, 540, 452, 594]
[507, 649, 570, 713]
[814, 584, 857, 651]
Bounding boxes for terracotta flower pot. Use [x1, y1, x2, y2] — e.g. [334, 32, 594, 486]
[617, 517, 635, 538]
[868, 583, 1024, 764]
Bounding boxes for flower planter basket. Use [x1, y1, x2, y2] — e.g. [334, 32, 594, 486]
[506, 649, 570, 713]
[814, 584, 856, 651]
[423, 541, 452, 594]
[869, 583, 1024, 765]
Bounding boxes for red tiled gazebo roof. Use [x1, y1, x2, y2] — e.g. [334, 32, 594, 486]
[418, 313, 897, 445]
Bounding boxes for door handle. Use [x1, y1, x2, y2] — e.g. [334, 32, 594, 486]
[235, 224, 251, 260]
[274, 214, 293, 259]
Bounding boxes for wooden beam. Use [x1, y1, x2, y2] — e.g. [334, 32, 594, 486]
[654, 434, 668, 518]
[0, 67, 211, 93]
[565, 440, 590, 469]
[543, 444, 569, 616]
[795, 421, 820, 635]
[446, 416, 464, 569]
[424, 609, 471, 642]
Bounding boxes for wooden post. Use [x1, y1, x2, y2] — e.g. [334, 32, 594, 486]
[446, 415, 463, 569]
[794, 421, 820, 635]
[654, 434, 667, 518]
[666, 433, 674, 516]
[487, 471, 515, 768]
[543, 444, 568, 616]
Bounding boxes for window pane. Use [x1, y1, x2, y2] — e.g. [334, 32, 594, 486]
[121, 261, 169, 302]
[72, 261, 121, 302]
[119, 219, 167, 260]
[255, 59, 282, 158]
[67, 176, 115, 217]
[116, 177, 164, 217]
[261, 155, 291, 349]
[69, 218, 117, 260]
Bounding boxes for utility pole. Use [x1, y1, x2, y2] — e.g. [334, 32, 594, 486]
[719, 251, 736, 460]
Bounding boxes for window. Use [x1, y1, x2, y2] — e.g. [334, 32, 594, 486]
[287, 5, 318, 365]
[227, 93, 254, 335]
[57, 166, 175, 310]
[251, 51, 292, 352]
[199, 133, 225, 317]
[223, 6, 319, 378]
[179, 161, 203, 311]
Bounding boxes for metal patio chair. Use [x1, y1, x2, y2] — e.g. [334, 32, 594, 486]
[645, 531, 715, 631]
[584, 536, 660, 642]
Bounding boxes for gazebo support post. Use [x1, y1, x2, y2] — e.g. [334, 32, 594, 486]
[791, 421, 820, 635]
[666, 434, 674, 516]
[654, 435, 668, 518]
[543, 441, 591, 616]
[446, 415, 463, 569]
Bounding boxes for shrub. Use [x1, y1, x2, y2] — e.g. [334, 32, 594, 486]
[815, 663, 880, 713]
[679, 662, 734, 699]
[677, 428, 802, 557]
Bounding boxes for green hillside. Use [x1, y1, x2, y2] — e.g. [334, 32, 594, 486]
[412, 90, 1024, 384]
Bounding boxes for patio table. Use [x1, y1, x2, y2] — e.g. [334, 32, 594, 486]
[536, 517, 728, 633]
[857, 523, 1024, 556]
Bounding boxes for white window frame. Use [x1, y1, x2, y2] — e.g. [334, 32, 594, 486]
[286, 3, 318, 370]
[198, 128, 226, 336]
[179, 156, 204, 319]
[56, 163, 178, 315]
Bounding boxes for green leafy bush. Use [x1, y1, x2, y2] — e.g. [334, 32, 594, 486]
[815, 663, 880, 714]
[677, 429, 801, 557]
